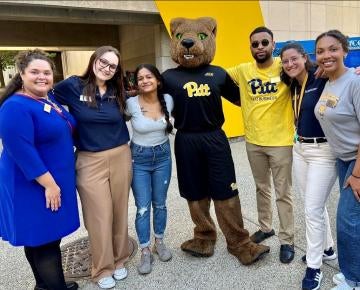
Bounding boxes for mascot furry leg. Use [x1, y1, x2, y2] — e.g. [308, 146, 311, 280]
[213, 195, 269, 265]
[181, 198, 217, 257]
[181, 195, 269, 265]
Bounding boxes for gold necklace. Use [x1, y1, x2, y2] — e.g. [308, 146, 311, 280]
[46, 97, 62, 113]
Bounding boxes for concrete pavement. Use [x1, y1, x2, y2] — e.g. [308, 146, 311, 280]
[0, 137, 340, 290]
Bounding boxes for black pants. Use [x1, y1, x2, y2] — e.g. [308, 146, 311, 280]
[175, 129, 239, 201]
[24, 239, 67, 290]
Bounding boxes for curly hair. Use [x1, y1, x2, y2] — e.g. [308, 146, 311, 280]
[0, 49, 55, 107]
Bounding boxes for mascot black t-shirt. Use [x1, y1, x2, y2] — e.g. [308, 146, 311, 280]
[162, 64, 240, 132]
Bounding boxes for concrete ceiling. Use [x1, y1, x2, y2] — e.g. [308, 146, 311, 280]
[0, 2, 162, 25]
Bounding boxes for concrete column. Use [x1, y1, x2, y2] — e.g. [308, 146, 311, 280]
[118, 24, 156, 72]
[154, 24, 176, 73]
[61, 51, 94, 79]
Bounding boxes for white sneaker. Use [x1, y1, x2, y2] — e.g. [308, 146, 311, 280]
[333, 273, 346, 285]
[97, 276, 116, 289]
[322, 247, 337, 261]
[113, 267, 128, 280]
[331, 281, 360, 290]
[301, 247, 337, 263]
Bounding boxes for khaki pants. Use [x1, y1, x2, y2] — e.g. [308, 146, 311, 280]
[245, 142, 294, 245]
[76, 144, 132, 281]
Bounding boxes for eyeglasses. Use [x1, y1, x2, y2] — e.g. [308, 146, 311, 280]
[98, 58, 118, 73]
[282, 56, 301, 66]
[251, 39, 270, 49]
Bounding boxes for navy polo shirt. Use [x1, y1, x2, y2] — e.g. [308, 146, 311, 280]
[292, 68, 327, 138]
[53, 76, 129, 152]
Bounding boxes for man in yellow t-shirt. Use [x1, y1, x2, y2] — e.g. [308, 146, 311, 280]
[228, 26, 295, 264]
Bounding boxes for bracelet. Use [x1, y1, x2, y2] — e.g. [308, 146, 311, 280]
[351, 173, 360, 179]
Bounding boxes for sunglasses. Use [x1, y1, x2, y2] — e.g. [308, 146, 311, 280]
[98, 58, 118, 73]
[251, 39, 270, 49]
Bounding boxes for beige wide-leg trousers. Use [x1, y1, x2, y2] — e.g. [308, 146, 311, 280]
[76, 144, 132, 282]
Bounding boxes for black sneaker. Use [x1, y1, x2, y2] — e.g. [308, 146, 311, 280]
[301, 247, 337, 263]
[302, 267, 323, 290]
[250, 229, 275, 243]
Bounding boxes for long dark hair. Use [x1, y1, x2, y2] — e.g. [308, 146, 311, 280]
[0, 49, 55, 107]
[134, 63, 173, 134]
[80, 46, 126, 111]
[280, 42, 315, 90]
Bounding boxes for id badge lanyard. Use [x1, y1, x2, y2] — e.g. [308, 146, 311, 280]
[19, 93, 74, 134]
[293, 73, 308, 142]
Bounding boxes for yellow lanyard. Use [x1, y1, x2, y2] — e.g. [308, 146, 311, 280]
[294, 73, 308, 123]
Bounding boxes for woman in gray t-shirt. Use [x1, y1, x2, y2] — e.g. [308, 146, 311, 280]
[126, 64, 174, 275]
[315, 30, 360, 290]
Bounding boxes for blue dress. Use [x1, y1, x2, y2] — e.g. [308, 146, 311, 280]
[0, 94, 80, 246]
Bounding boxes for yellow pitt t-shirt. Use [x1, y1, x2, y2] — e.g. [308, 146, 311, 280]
[228, 58, 294, 146]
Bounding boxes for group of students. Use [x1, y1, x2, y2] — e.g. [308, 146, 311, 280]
[279, 30, 360, 290]
[0, 47, 173, 290]
[0, 28, 359, 290]
[239, 27, 360, 290]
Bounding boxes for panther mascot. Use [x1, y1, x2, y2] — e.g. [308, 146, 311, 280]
[162, 17, 270, 265]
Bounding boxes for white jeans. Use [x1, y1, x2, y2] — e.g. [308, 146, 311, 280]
[293, 141, 337, 269]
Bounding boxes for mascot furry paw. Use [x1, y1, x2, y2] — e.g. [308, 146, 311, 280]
[162, 17, 270, 265]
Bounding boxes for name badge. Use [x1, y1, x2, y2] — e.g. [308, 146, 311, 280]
[270, 76, 281, 83]
[44, 103, 51, 113]
[326, 95, 339, 108]
[80, 95, 92, 102]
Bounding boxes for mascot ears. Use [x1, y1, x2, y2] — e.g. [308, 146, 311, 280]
[170, 17, 217, 37]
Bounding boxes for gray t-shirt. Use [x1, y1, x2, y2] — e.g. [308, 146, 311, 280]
[126, 94, 174, 146]
[315, 69, 360, 161]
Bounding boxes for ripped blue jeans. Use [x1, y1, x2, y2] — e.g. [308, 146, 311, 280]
[130, 140, 172, 248]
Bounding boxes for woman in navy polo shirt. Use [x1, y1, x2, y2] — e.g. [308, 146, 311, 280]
[54, 46, 131, 289]
[280, 42, 337, 290]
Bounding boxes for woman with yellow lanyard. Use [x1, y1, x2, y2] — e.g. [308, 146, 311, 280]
[280, 42, 337, 290]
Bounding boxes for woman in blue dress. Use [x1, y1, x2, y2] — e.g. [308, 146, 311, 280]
[0, 50, 79, 290]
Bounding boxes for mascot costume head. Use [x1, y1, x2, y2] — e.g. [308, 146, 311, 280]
[162, 17, 269, 265]
[170, 17, 216, 68]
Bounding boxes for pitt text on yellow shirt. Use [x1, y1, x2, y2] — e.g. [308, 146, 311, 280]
[227, 58, 294, 146]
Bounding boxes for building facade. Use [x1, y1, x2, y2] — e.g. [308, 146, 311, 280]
[1, 0, 359, 78]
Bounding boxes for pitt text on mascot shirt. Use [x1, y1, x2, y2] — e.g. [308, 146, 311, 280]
[162, 65, 240, 133]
